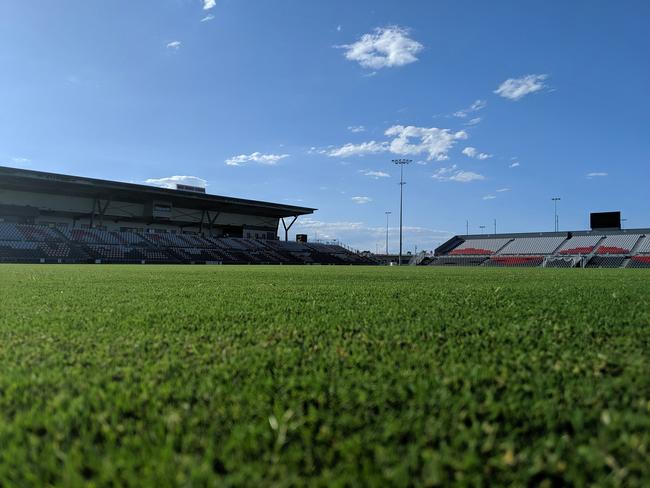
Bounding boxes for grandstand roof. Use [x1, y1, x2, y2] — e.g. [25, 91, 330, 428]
[0, 166, 315, 218]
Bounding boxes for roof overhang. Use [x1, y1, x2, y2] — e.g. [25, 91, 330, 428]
[0, 166, 316, 219]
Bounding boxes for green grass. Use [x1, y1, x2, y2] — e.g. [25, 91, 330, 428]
[1, 265, 649, 486]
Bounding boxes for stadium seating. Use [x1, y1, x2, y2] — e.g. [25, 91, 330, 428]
[485, 256, 544, 267]
[498, 236, 565, 255]
[0, 223, 62, 242]
[557, 235, 603, 255]
[0, 224, 374, 265]
[595, 234, 642, 254]
[448, 238, 512, 255]
[2, 221, 648, 268]
[430, 231, 650, 268]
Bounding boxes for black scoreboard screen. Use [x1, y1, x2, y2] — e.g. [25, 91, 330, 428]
[590, 211, 621, 229]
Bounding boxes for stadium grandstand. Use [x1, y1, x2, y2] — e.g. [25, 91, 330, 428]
[0, 166, 376, 265]
[424, 226, 650, 269]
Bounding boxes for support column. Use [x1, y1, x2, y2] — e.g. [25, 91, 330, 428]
[206, 211, 220, 236]
[199, 209, 206, 234]
[281, 216, 298, 242]
[90, 197, 111, 228]
[98, 198, 111, 227]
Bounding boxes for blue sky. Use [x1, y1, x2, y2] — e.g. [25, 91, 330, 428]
[1, 0, 649, 252]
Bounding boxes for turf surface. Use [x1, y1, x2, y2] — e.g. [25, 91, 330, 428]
[0, 265, 649, 486]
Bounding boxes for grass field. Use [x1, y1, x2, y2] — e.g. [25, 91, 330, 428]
[1, 265, 649, 486]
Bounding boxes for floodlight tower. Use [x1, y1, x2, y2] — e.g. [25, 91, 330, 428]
[385, 211, 392, 255]
[392, 159, 411, 266]
[552, 197, 561, 232]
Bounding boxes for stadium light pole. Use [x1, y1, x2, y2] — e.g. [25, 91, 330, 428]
[479, 225, 486, 234]
[466, 220, 469, 236]
[385, 211, 392, 255]
[552, 197, 561, 232]
[494, 219, 497, 235]
[393, 159, 411, 266]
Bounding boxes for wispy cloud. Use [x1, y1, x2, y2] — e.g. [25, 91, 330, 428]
[225, 152, 289, 167]
[494, 74, 548, 101]
[483, 195, 496, 200]
[203, 0, 216, 10]
[465, 117, 482, 126]
[462, 146, 492, 160]
[10, 157, 31, 166]
[432, 165, 485, 183]
[360, 170, 390, 179]
[145, 175, 207, 189]
[509, 161, 520, 168]
[166, 41, 181, 50]
[348, 125, 366, 133]
[453, 99, 487, 118]
[586, 172, 608, 178]
[338, 26, 423, 70]
[328, 141, 388, 158]
[496, 187, 510, 192]
[351, 196, 372, 204]
[200, 14, 215, 22]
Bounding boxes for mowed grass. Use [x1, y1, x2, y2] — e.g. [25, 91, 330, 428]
[0, 265, 649, 487]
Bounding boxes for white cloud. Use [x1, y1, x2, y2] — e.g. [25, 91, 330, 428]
[466, 117, 482, 126]
[327, 124, 466, 161]
[471, 99, 487, 111]
[453, 99, 487, 118]
[11, 157, 31, 165]
[166, 41, 181, 50]
[338, 26, 423, 70]
[386, 125, 467, 161]
[348, 125, 366, 133]
[483, 195, 496, 200]
[462, 146, 492, 160]
[494, 74, 548, 101]
[509, 161, 520, 168]
[292, 217, 453, 252]
[451, 171, 485, 182]
[432, 165, 485, 183]
[351, 196, 372, 204]
[203, 0, 216, 10]
[496, 187, 510, 192]
[337, 25, 342, 32]
[201, 14, 215, 22]
[462, 147, 477, 158]
[145, 175, 207, 189]
[225, 152, 289, 166]
[360, 170, 390, 179]
[587, 172, 608, 178]
[328, 141, 388, 158]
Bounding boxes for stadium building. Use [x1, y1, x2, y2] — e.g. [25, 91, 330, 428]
[426, 212, 650, 268]
[0, 166, 375, 265]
